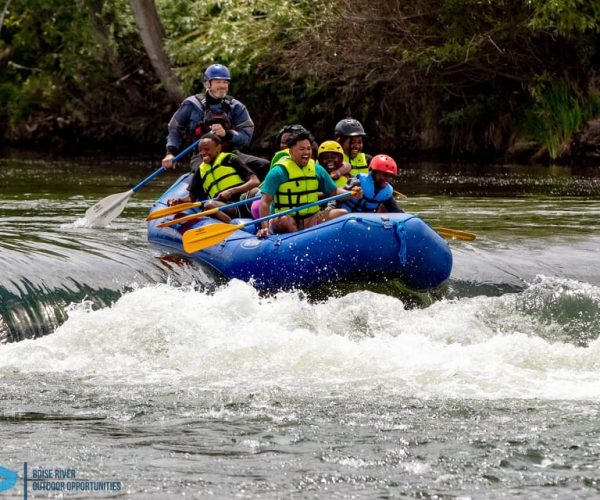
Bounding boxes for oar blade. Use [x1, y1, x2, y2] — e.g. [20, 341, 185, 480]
[146, 201, 204, 221]
[433, 226, 476, 241]
[84, 189, 133, 227]
[182, 223, 243, 253]
[157, 208, 219, 228]
[393, 191, 408, 202]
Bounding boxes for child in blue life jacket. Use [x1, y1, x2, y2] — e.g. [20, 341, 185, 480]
[338, 154, 403, 213]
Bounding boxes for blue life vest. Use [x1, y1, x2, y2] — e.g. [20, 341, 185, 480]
[340, 173, 393, 212]
[185, 94, 234, 137]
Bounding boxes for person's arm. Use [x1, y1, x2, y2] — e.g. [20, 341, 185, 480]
[381, 196, 403, 213]
[324, 186, 363, 201]
[316, 165, 362, 204]
[335, 161, 351, 178]
[186, 170, 209, 202]
[162, 101, 194, 168]
[317, 165, 339, 195]
[225, 100, 254, 150]
[167, 171, 200, 205]
[216, 156, 260, 202]
[317, 165, 353, 196]
[343, 177, 360, 190]
[255, 167, 287, 237]
[255, 194, 274, 238]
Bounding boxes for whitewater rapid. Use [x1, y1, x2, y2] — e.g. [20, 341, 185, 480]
[2, 277, 598, 402]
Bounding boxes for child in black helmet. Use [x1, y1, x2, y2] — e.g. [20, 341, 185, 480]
[334, 118, 373, 177]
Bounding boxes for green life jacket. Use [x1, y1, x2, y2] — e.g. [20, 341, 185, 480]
[344, 152, 369, 177]
[270, 148, 290, 168]
[273, 158, 320, 217]
[199, 152, 245, 198]
[334, 175, 348, 188]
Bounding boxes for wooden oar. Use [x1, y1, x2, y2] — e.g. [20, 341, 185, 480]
[433, 227, 476, 241]
[85, 139, 200, 228]
[156, 195, 261, 228]
[182, 191, 354, 253]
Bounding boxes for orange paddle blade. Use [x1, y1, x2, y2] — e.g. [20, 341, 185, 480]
[182, 223, 244, 253]
[433, 227, 476, 241]
[157, 207, 219, 228]
[393, 191, 408, 201]
[146, 201, 204, 221]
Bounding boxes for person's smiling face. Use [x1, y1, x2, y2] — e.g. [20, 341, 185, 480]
[319, 152, 342, 171]
[206, 79, 229, 99]
[372, 170, 395, 189]
[349, 136, 363, 158]
[199, 138, 221, 164]
[290, 139, 313, 167]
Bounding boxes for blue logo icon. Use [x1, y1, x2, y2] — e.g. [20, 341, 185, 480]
[0, 466, 18, 492]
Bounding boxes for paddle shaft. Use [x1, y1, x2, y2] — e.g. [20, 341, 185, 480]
[132, 139, 201, 193]
[181, 191, 354, 253]
[433, 226, 476, 241]
[247, 191, 352, 230]
[157, 195, 261, 227]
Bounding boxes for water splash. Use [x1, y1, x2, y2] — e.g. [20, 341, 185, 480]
[1, 277, 599, 401]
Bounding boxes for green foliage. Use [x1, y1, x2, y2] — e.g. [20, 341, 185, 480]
[1, 0, 600, 159]
[158, 0, 321, 93]
[154, 0, 332, 143]
[528, 0, 600, 35]
[0, 0, 170, 146]
[521, 78, 600, 159]
[439, 94, 498, 126]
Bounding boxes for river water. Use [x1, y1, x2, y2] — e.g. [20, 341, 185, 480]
[1, 156, 600, 498]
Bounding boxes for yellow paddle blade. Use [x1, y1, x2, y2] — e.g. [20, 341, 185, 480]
[146, 201, 204, 221]
[182, 223, 244, 253]
[433, 226, 477, 241]
[157, 207, 219, 228]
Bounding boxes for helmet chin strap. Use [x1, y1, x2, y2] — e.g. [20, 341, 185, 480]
[204, 82, 214, 97]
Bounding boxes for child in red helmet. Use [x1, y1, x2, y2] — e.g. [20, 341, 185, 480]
[338, 154, 403, 213]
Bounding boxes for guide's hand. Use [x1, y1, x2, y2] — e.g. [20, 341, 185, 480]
[162, 153, 175, 169]
[210, 124, 226, 137]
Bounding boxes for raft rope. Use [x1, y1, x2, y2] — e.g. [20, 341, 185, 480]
[393, 215, 416, 266]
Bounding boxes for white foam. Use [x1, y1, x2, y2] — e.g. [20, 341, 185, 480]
[1, 277, 599, 400]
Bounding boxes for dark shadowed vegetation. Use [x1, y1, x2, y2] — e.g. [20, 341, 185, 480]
[1, 0, 599, 162]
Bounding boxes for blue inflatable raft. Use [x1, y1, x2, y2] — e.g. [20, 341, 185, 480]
[147, 173, 452, 292]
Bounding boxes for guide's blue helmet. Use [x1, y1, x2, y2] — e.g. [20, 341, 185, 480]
[204, 64, 231, 82]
